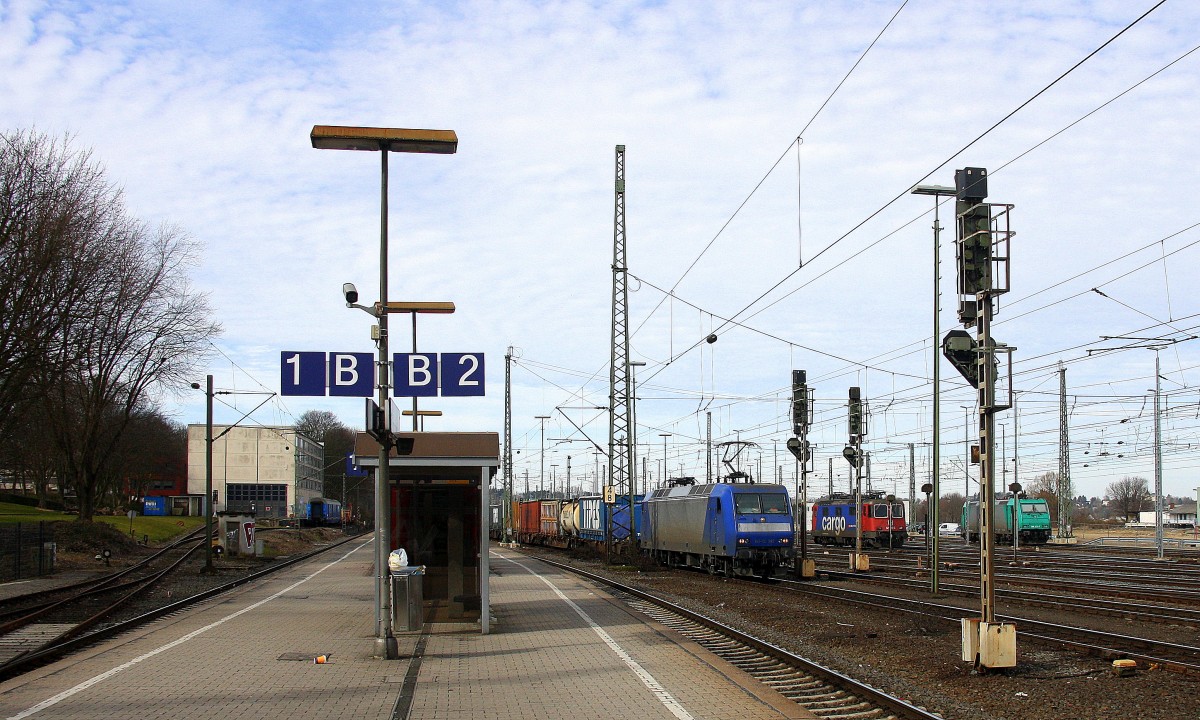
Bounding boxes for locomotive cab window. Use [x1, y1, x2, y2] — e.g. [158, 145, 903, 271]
[1025, 501, 1049, 514]
[762, 494, 788, 514]
[734, 493, 789, 514]
[872, 505, 888, 518]
[892, 503, 905, 518]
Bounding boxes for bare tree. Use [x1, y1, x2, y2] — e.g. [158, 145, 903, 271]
[0, 130, 122, 439]
[1106, 476, 1151, 523]
[296, 410, 344, 442]
[1027, 470, 1063, 523]
[296, 410, 356, 502]
[938, 492, 965, 527]
[1, 132, 222, 521]
[109, 408, 187, 509]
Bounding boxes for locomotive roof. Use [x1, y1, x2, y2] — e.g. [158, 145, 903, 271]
[647, 482, 788, 499]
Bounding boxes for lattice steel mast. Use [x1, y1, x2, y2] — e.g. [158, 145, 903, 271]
[607, 145, 633, 556]
[1057, 363, 1071, 539]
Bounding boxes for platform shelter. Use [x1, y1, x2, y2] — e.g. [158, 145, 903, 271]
[354, 431, 498, 633]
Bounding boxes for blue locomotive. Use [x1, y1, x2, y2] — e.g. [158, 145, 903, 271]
[640, 480, 793, 578]
[303, 498, 342, 526]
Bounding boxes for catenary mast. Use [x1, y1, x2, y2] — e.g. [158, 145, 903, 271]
[607, 145, 632, 559]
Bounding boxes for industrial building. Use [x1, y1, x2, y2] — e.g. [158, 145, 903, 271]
[186, 425, 323, 519]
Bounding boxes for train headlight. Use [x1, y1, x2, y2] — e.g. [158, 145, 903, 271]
[737, 537, 747, 545]
[781, 537, 790, 544]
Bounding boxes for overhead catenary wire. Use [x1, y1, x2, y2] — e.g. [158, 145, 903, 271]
[632, 1, 1169, 391]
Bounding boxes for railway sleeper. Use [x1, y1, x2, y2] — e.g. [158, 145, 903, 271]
[817, 706, 883, 720]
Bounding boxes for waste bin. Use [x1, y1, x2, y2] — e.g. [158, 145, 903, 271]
[390, 566, 425, 632]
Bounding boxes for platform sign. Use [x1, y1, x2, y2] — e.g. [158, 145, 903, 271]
[282, 350, 484, 398]
[393, 352, 486, 397]
[281, 351, 327, 396]
[441, 353, 485, 396]
[327, 352, 373, 397]
[393, 353, 439, 397]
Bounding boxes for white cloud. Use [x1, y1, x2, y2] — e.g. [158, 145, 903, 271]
[3, 0, 1199, 500]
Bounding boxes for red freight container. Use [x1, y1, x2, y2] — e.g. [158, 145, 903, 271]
[518, 501, 541, 541]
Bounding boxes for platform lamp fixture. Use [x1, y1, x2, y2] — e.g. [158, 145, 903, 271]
[313, 124, 457, 661]
[403, 408, 443, 432]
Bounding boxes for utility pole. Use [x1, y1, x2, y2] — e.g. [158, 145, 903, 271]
[607, 144, 632, 561]
[503, 347, 514, 541]
[536, 415, 550, 498]
[706, 412, 712, 483]
[1154, 351, 1163, 560]
[908, 443, 915, 529]
[1086, 335, 1185, 558]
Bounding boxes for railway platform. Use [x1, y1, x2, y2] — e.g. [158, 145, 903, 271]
[0, 538, 812, 720]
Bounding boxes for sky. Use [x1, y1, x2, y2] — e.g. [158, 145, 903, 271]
[3, 0, 1200, 503]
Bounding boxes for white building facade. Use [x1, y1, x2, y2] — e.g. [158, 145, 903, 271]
[187, 425, 323, 519]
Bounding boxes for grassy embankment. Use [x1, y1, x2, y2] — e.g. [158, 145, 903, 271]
[0, 501, 204, 544]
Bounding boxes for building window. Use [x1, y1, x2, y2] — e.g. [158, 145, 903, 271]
[227, 484, 288, 504]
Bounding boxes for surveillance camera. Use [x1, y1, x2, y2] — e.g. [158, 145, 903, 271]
[342, 282, 359, 305]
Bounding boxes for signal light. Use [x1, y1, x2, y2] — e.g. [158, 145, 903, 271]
[791, 369, 811, 435]
[848, 387, 865, 439]
[957, 200, 992, 298]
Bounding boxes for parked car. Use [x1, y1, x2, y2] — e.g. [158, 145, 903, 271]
[938, 522, 961, 536]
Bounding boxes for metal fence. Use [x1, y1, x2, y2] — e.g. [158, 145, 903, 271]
[0, 522, 56, 581]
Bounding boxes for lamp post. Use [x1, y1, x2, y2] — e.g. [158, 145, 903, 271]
[911, 183, 955, 594]
[202, 376, 215, 573]
[312, 124, 457, 660]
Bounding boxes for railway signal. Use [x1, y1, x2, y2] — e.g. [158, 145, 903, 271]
[789, 369, 816, 579]
[847, 387, 868, 572]
[950, 166, 1018, 672]
[791, 370, 812, 436]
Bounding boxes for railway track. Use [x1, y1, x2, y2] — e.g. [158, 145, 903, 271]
[808, 546, 1200, 605]
[815, 569, 1200, 627]
[0, 531, 365, 680]
[0, 536, 206, 661]
[534, 555, 945, 720]
[778, 579, 1200, 676]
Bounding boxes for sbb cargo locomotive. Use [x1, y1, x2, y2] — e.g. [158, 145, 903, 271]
[810, 492, 907, 547]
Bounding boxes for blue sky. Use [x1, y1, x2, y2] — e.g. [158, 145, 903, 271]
[4, 0, 1199, 502]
